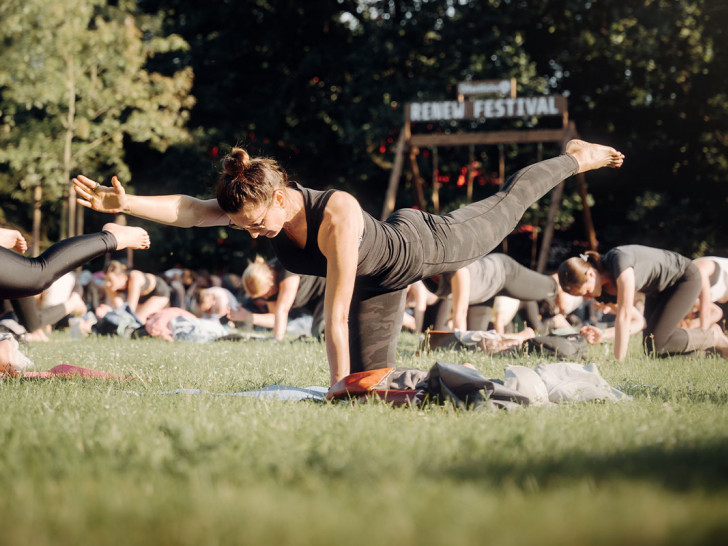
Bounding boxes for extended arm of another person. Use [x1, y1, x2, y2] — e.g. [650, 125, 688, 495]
[319, 193, 363, 388]
[73, 175, 229, 227]
[580, 301, 644, 345]
[409, 281, 434, 333]
[105, 285, 124, 310]
[612, 268, 639, 360]
[0, 227, 28, 254]
[694, 259, 716, 330]
[273, 275, 301, 340]
[450, 268, 471, 332]
[125, 270, 147, 312]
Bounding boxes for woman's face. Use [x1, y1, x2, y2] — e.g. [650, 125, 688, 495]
[199, 291, 214, 312]
[570, 269, 601, 300]
[227, 191, 286, 239]
[105, 271, 127, 292]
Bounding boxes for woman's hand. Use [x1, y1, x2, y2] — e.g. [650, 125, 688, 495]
[580, 324, 604, 344]
[73, 175, 128, 213]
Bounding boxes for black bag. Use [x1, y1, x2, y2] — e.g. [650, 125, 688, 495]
[93, 304, 142, 337]
[416, 361, 530, 410]
[523, 333, 588, 359]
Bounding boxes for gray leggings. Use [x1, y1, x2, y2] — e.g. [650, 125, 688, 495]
[466, 255, 558, 332]
[429, 255, 558, 333]
[643, 263, 701, 355]
[349, 153, 579, 372]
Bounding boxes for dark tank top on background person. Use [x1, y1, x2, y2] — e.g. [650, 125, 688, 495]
[270, 258, 325, 309]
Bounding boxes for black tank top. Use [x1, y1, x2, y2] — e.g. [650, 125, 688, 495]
[271, 183, 424, 291]
[271, 183, 334, 277]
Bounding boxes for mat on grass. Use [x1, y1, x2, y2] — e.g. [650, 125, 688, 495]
[1, 364, 130, 380]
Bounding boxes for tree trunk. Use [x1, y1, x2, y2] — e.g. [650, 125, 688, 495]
[64, 55, 77, 236]
[32, 185, 42, 257]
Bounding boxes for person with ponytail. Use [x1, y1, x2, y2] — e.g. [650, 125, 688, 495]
[239, 256, 326, 340]
[558, 246, 728, 360]
[73, 139, 624, 386]
[103, 260, 171, 324]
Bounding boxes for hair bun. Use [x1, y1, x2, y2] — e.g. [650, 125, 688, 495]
[222, 147, 251, 177]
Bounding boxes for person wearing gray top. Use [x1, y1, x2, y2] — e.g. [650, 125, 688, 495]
[426, 253, 564, 334]
[74, 140, 624, 387]
[558, 245, 728, 360]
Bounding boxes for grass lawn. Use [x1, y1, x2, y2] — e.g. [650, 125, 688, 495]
[2, 330, 727, 545]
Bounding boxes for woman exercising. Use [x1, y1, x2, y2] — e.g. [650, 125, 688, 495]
[558, 246, 728, 360]
[74, 139, 624, 385]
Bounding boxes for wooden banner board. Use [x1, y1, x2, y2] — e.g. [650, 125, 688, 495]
[406, 95, 567, 123]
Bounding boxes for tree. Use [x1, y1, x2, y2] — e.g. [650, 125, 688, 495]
[512, 0, 728, 255]
[0, 0, 194, 253]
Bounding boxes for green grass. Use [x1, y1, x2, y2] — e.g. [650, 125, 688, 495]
[2, 332, 728, 545]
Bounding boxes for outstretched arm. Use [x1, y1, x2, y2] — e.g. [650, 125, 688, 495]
[450, 267, 471, 331]
[318, 192, 364, 386]
[273, 275, 301, 340]
[613, 269, 642, 360]
[694, 259, 716, 330]
[73, 175, 229, 228]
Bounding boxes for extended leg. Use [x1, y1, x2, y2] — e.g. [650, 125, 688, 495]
[0, 223, 149, 300]
[419, 141, 623, 278]
[0, 232, 115, 299]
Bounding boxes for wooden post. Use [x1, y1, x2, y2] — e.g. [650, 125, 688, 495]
[408, 147, 427, 211]
[498, 143, 507, 253]
[498, 144, 505, 186]
[466, 144, 475, 202]
[535, 180, 565, 273]
[381, 131, 407, 220]
[431, 147, 440, 212]
[576, 173, 598, 250]
[32, 184, 42, 257]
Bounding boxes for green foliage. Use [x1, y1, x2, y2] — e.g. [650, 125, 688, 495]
[0, 0, 194, 234]
[2, 0, 727, 264]
[515, 0, 728, 254]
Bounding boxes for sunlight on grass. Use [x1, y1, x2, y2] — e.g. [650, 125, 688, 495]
[2, 331, 727, 544]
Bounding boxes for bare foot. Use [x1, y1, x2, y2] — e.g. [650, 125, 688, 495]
[0, 227, 28, 253]
[64, 292, 87, 316]
[0, 338, 16, 374]
[503, 327, 536, 342]
[0, 337, 34, 374]
[102, 223, 151, 250]
[565, 139, 625, 173]
[25, 329, 50, 342]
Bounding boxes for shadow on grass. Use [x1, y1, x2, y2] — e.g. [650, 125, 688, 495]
[445, 437, 728, 491]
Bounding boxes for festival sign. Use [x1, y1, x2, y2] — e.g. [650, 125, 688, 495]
[457, 79, 515, 98]
[406, 95, 567, 123]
